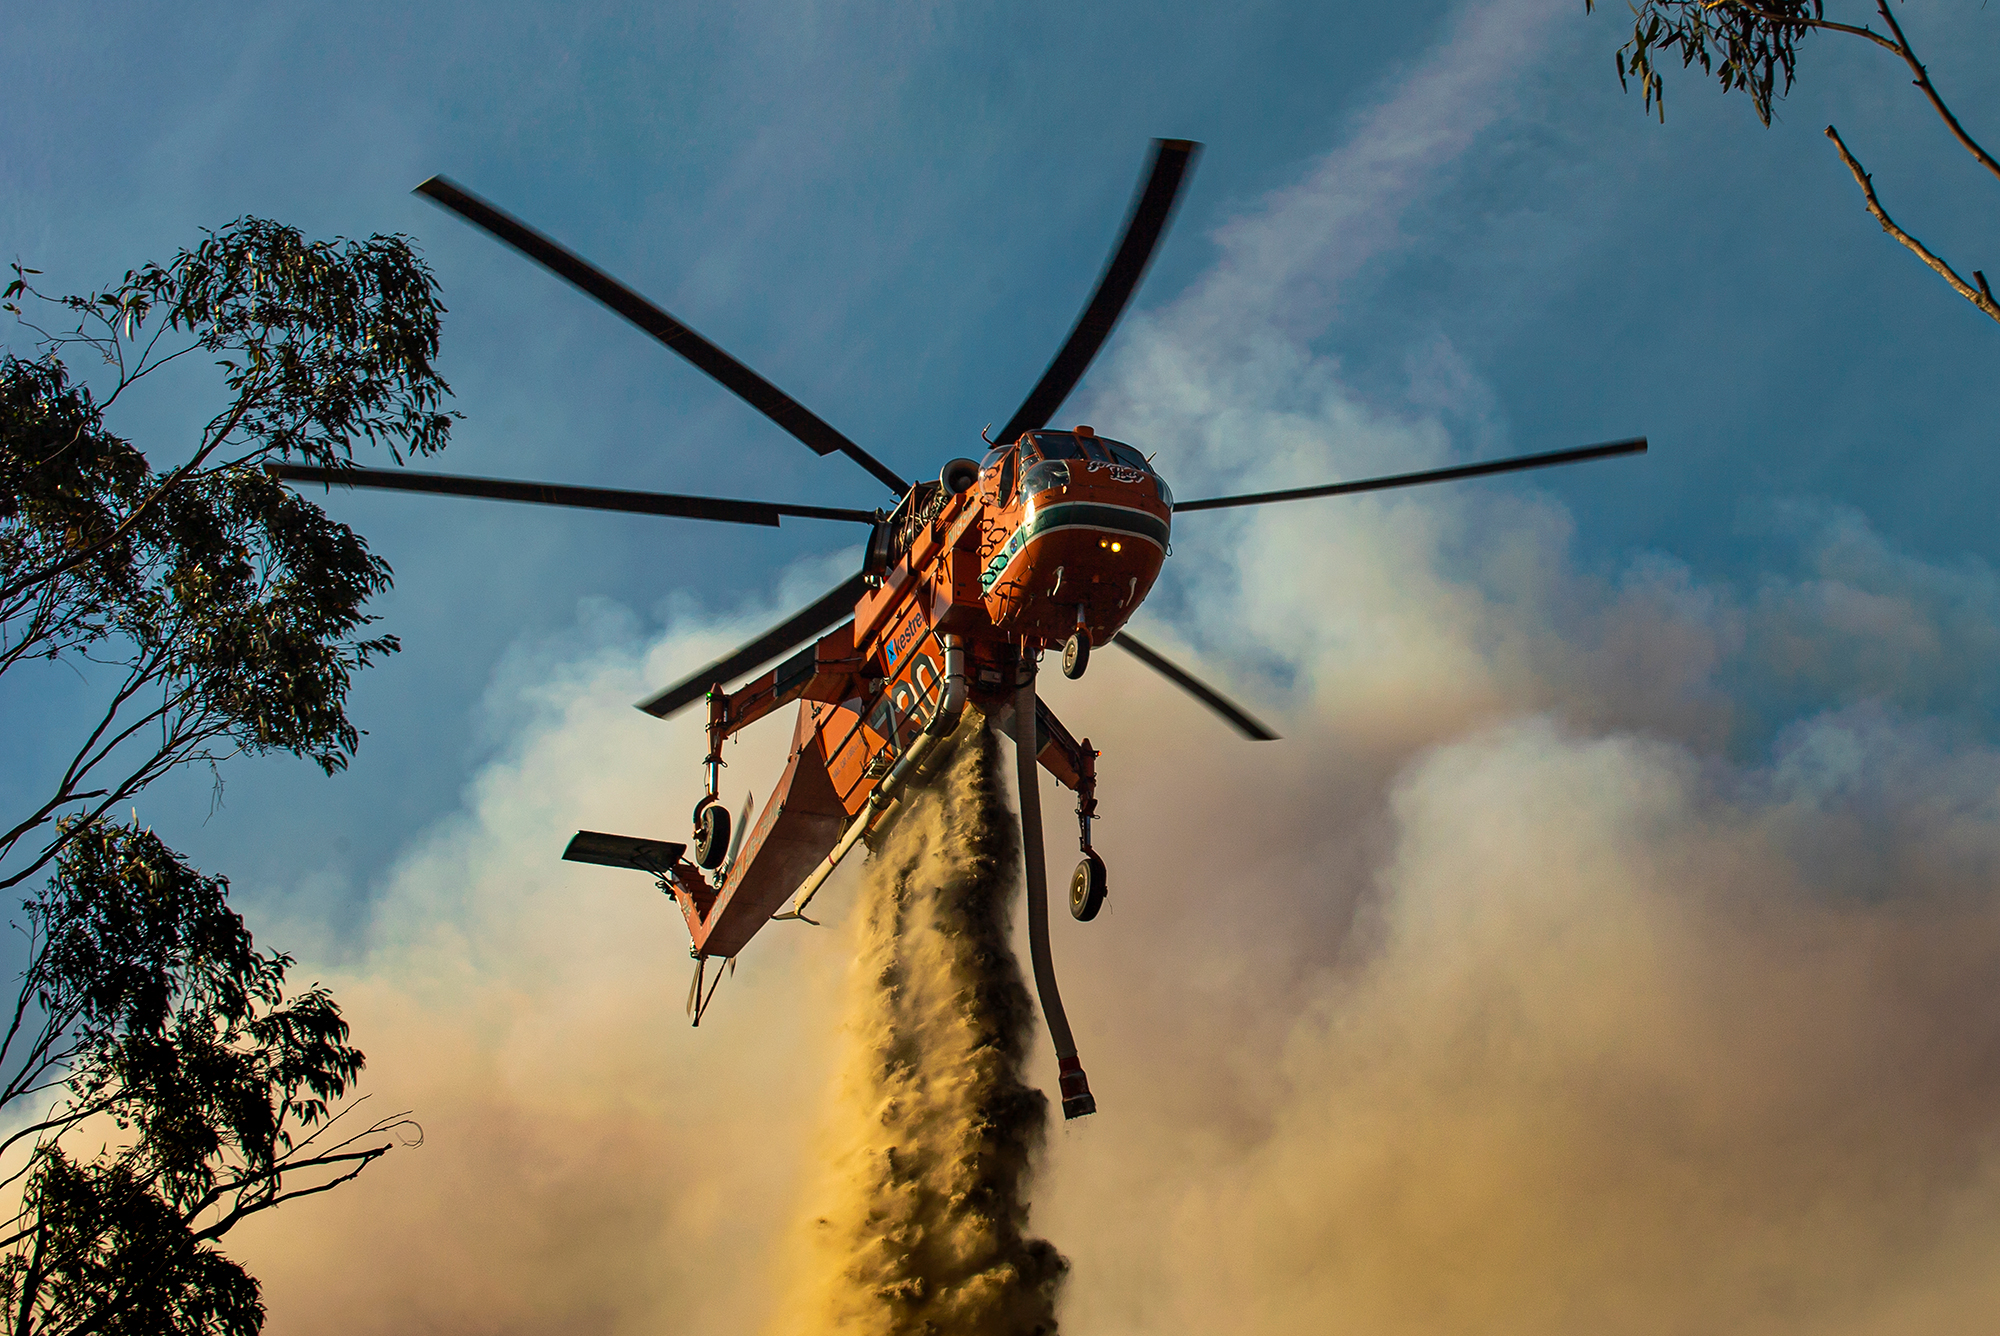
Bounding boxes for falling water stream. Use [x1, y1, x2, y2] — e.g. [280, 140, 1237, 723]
[767, 717, 1069, 1336]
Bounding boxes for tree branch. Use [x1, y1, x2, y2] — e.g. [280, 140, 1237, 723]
[0, 654, 223, 893]
[1825, 124, 2000, 324]
[12, 1219, 45, 1336]
[0, 972, 42, 1088]
[188, 1144, 394, 1244]
[1870, 0, 2000, 184]
[0, 1098, 120, 1167]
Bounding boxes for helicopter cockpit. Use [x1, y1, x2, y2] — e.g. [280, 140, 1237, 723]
[981, 427, 1173, 509]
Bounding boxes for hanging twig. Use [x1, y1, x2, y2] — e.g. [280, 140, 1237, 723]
[1869, 0, 2000, 183]
[1824, 124, 2000, 324]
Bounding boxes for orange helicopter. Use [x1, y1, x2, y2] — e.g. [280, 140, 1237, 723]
[275, 140, 1644, 1117]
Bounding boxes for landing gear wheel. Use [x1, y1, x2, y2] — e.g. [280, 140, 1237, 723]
[694, 802, 731, 870]
[1070, 851, 1107, 921]
[1062, 631, 1091, 680]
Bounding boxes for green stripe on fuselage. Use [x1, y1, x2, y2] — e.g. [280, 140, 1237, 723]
[981, 502, 1170, 593]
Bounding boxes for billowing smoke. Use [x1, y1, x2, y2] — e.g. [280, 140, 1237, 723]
[1035, 708, 2000, 1335]
[767, 718, 1066, 1335]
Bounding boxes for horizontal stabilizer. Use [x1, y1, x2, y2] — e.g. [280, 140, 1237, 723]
[562, 830, 686, 875]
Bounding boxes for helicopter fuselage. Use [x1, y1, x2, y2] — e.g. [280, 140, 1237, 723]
[656, 427, 1164, 959]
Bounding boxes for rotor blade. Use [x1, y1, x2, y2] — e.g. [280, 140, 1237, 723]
[1110, 632, 1278, 741]
[414, 175, 908, 496]
[637, 571, 870, 719]
[267, 464, 877, 527]
[1173, 437, 1648, 513]
[993, 139, 1201, 446]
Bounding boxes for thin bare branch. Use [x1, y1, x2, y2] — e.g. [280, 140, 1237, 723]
[189, 1144, 393, 1243]
[0, 1098, 120, 1165]
[1870, 0, 2000, 184]
[0, 651, 224, 893]
[94, 338, 203, 411]
[1825, 124, 2000, 324]
[0, 979, 40, 1082]
[180, 1106, 415, 1219]
[290, 1110, 422, 1161]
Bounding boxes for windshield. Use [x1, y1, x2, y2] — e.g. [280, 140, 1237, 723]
[1031, 431, 1153, 470]
[1101, 438, 1150, 470]
[1029, 432, 1085, 461]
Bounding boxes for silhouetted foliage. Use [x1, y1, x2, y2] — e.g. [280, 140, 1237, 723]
[1587, 0, 1826, 124]
[2, 220, 456, 892]
[0, 824, 413, 1336]
[0, 220, 447, 1331]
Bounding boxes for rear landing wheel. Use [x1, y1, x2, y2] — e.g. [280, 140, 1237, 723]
[694, 802, 731, 870]
[1070, 851, 1107, 921]
[1062, 631, 1091, 680]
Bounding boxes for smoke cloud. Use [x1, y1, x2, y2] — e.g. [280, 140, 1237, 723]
[223, 2, 2000, 1331]
[1036, 708, 2000, 1335]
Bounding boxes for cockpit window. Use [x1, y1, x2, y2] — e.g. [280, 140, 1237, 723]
[1029, 432, 1086, 461]
[1017, 431, 1154, 474]
[1102, 439, 1150, 471]
[1021, 459, 1069, 496]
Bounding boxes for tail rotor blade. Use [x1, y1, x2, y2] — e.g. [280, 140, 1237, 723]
[414, 175, 907, 496]
[1110, 632, 1277, 741]
[994, 139, 1201, 446]
[1172, 438, 1648, 514]
[637, 571, 870, 719]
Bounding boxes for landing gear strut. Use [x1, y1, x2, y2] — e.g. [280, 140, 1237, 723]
[693, 687, 731, 871]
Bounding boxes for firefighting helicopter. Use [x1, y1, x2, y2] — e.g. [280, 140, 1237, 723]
[273, 140, 1645, 1118]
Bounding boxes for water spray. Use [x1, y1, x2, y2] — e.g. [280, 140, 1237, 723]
[768, 724, 1068, 1334]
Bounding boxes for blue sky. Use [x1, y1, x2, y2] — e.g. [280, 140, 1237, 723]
[6, 3, 2000, 1331]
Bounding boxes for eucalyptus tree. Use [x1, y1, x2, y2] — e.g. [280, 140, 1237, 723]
[0, 218, 451, 1333]
[1588, 0, 1998, 326]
